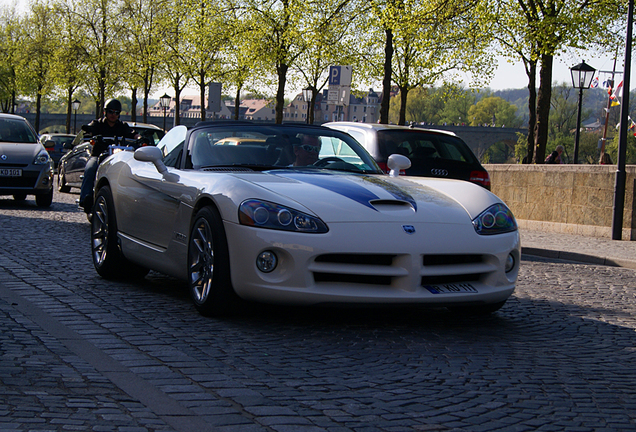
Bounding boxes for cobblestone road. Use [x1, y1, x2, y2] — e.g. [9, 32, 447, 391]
[0, 186, 635, 431]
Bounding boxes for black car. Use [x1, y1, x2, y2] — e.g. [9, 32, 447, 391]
[323, 122, 490, 189]
[57, 122, 165, 193]
[39, 133, 76, 169]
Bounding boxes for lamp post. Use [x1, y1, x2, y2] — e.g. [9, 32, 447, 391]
[570, 61, 596, 164]
[612, 0, 633, 240]
[302, 87, 312, 124]
[72, 99, 81, 134]
[159, 93, 171, 131]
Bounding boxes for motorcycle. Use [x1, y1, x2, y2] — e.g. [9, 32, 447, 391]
[76, 135, 151, 221]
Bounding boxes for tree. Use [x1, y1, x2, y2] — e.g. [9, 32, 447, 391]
[51, 0, 86, 133]
[488, 0, 625, 164]
[179, 0, 231, 121]
[468, 96, 521, 127]
[70, 0, 125, 118]
[21, 0, 57, 132]
[120, 0, 169, 122]
[0, 6, 23, 113]
[293, 0, 359, 124]
[161, 0, 191, 125]
[239, 0, 310, 124]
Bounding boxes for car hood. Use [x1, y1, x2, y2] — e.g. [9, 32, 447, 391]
[0, 142, 42, 164]
[230, 169, 501, 224]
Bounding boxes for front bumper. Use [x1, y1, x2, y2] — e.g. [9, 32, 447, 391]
[224, 220, 520, 306]
[0, 165, 54, 196]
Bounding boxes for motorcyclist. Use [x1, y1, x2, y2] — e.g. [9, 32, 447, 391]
[78, 99, 140, 211]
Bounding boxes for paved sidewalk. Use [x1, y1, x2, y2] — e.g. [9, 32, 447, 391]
[521, 229, 636, 269]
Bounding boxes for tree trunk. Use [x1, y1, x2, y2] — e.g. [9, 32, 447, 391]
[131, 88, 138, 123]
[533, 54, 553, 164]
[398, 85, 408, 125]
[173, 74, 182, 126]
[35, 92, 41, 133]
[379, 28, 393, 124]
[308, 88, 317, 124]
[66, 88, 72, 134]
[275, 63, 289, 124]
[234, 86, 241, 120]
[199, 70, 207, 121]
[525, 60, 537, 163]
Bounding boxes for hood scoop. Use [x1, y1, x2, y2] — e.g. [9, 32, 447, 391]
[370, 199, 416, 215]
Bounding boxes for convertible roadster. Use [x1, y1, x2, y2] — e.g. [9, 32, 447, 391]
[91, 121, 520, 316]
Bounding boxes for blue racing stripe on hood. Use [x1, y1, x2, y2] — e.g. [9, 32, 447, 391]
[278, 171, 417, 211]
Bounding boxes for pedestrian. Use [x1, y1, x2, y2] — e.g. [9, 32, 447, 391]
[599, 152, 613, 165]
[545, 145, 564, 164]
[78, 99, 140, 211]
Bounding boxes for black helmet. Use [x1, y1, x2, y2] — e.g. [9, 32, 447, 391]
[104, 98, 122, 112]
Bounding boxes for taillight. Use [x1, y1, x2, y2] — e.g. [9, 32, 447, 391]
[469, 170, 491, 190]
[378, 162, 405, 175]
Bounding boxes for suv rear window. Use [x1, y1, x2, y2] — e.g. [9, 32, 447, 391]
[377, 130, 478, 164]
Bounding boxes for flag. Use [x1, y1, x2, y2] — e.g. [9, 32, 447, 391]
[591, 77, 599, 88]
[611, 80, 624, 100]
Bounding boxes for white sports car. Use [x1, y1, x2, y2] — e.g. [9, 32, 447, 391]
[91, 122, 520, 316]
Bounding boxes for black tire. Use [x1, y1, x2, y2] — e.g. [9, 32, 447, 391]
[13, 193, 26, 201]
[188, 206, 240, 316]
[35, 189, 53, 207]
[91, 186, 148, 280]
[58, 171, 71, 193]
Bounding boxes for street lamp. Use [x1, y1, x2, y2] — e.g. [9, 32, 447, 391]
[302, 87, 313, 124]
[159, 93, 171, 131]
[72, 99, 81, 134]
[570, 61, 596, 164]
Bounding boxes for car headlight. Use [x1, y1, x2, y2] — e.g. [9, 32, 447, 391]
[33, 149, 51, 165]
[239, 199, 328, 233]
[472, 203, 517, 235]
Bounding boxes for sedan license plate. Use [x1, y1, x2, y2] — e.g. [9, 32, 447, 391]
[424, 283, 477, 294]
[0, 168, 21, 177]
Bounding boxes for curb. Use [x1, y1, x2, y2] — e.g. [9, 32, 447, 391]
[522, 247, 636, 270]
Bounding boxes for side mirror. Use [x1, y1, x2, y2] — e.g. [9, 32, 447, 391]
[387, 154, 411, 177]
[44, 140, 55, 149]
[134, 146, 168, 175]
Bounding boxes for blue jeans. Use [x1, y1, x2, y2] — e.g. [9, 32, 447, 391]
[79, 156, 99, 206]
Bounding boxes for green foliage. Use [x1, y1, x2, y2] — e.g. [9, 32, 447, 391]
[606, 134, 636, 165]
[468, 96, 521, 127]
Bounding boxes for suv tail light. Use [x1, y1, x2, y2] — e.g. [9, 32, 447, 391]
[378, 162, 405, 175]
[469, 170, 491, 190]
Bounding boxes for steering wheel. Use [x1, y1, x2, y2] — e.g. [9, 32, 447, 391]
[313, 156, 345, 167]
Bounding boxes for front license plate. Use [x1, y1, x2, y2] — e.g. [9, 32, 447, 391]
[0, 168, 21, 177]
[424, 283, 478, 294]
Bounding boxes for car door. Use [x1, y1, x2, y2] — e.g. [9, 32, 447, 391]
[64, 143, 91, 185]
[115, 126, 189, 249]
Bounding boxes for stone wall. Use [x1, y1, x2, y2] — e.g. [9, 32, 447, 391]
[484, 164, 636, 240]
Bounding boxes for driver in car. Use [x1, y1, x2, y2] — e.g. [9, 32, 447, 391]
[78, 98, 140, 212]
[292, 135, 321, 166]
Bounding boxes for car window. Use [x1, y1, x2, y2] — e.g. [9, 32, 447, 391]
[185, 124, 381, 173]
[0, 118, 38, 143]
[135, 127, 165, 145]
[377, 130, 478, 164]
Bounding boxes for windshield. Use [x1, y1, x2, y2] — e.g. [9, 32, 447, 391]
[185, 124, 381, 174]
[0, 118, 38, 143]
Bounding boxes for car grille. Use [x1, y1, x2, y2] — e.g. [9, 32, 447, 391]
[311, 253, 490, 286]
[0, 163, 28, 168]
[0, 171, 40, 188]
